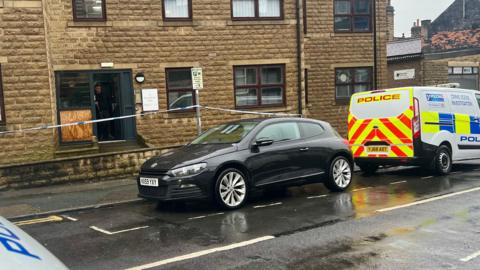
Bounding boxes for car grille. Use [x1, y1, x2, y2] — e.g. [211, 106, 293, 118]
[169, 186, 204, 199]
[140, 169, 169, 176]
[138, 185, 168, 198]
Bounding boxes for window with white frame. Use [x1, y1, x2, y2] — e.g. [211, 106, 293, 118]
[163, 0, 191, 20]
[232, 0, 282, 19]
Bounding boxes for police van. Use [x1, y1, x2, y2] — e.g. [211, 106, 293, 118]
[348, 86, 480, 174]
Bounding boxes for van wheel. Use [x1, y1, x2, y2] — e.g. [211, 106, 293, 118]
[325, 156, 353, 192]
[433, 145, 452, 175]
[358, 163, 379, 175]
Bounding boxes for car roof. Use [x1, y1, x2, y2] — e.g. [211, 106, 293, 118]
[226, 117, 328, 126]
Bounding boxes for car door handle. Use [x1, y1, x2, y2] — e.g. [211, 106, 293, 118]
[299, 147, 310, 152]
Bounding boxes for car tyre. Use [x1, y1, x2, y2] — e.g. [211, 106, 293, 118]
[214, 168, 248, 210]
[358, 163, 379, 175]
[325, 156, 353, 192]
[433, 145, 452, 175]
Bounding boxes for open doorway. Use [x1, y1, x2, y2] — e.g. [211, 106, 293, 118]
[93, 73, 122, 142]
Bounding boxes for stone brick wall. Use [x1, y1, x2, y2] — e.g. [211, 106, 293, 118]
[387, 58, 423, 88]
[0, 147, 173, 189]
[0, 0, 55, 165]
[304, 0, 389, 136]
[44, 0, 300, 148]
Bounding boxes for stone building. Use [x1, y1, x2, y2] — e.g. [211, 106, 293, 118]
[387, 0, 480, 89]
[0, 0, 388, 187]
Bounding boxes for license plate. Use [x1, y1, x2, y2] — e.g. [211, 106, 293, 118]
[139, 177, 159, 187]
[366, 146, 389, 153]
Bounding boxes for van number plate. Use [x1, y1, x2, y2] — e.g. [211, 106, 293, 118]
[140, 177, 159, 187]
[366, 146, 389, 153]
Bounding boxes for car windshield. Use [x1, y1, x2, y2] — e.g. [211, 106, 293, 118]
[191, 121, 259, 144]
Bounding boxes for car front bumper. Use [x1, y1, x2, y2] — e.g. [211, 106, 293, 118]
[137, 171, 214, 201]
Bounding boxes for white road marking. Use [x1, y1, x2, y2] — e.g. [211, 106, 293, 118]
[377, 187, 480, 212]
[352, 187, 372, 192]
[188, 212, 225, 220]
[123, 236, 275, 270]
[460, 250, 480, 262]
[307, 194, 328, 199]
[390, 181, 407, 185]
[62, 215, 78, 221]
[421, 176, 434, 180]
[90, 225, 149, 235]
[253, 202, 282, 209]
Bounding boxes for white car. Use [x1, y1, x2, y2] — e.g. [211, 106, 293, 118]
[0, 216, 68, 270]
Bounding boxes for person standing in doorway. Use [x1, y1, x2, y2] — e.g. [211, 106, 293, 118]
[94, 83, 113, 140]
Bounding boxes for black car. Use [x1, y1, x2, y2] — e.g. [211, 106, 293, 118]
[137, 118, 353, 209]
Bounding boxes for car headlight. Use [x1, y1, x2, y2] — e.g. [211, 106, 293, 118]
[169, 163, 207, 177]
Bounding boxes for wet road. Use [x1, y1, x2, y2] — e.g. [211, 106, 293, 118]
[14, 162, 480, 270]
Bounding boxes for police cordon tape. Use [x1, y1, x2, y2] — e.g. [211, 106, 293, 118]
[0, 105, 301, 135]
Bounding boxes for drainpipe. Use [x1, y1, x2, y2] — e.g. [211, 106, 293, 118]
[295, 0, 303, 116]
[373, 0, 378, 89]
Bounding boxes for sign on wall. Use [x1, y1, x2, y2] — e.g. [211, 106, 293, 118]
[394, 69, 415, 80]
[141, 89, 159, 112]
[191, 68, 203, 90]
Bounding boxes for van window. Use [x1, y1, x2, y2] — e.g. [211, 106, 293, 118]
[450, 93, 476, 116]
[476, 94, 480, 111]
[256, 122, 301, 142]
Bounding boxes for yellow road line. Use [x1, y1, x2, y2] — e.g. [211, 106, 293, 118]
[14, 215, 63, 226]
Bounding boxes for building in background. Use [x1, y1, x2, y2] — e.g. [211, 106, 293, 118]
[0, 0, 388, 187]
[387, 0, 480, 89]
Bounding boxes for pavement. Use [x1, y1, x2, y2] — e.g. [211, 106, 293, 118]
[0, 178, 139, 219]
[6, 161, 480, 270]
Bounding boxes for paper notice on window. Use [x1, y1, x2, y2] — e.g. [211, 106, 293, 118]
[141, 89, 159, 112]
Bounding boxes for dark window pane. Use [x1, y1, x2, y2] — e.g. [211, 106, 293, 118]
[256, 122, 301, 142]
[300, 122, 324, 138]
[169, 91, 193, 109]
[235, 68, 257, 86]
[164, 0, 189, 18]
[336, 85, 351, 98]
[334, 16, 351, 31]
[167, 69, 192, 90]
[58, 73, 91, 109]
[355, 68, 371, 83]
[354, 84, 370, 93]
[236, 88, 258, 107]
[354, 0, 370, 14]
[336, 69, 352, 84]
[261, 87, 283, 105]
[353, 16, 370, 31]
[335, 0, 351, 15]
[261, 67, 283, 84]
[74, 0, 104, 19]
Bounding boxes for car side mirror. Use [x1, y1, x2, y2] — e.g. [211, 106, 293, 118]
[254, 138, 274, 147]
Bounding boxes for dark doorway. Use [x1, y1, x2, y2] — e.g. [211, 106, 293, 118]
[56, 69, 136, 144]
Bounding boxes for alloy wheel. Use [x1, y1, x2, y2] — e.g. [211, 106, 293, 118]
[219, 171, 246, 207]
[333, 158, 352, 188]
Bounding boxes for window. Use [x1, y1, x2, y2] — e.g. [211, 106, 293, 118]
[448, 66, 479, 90]
[335, 67, 372, 99]
[57, 72, 91, 109]
[232, 0, 282, 19]
[255, 122, 301, 142]
[163, 0, 192, 20]
[476, 94, 480, 109]
[234, 65, 285, 108]
[0, 65, 5, 125]
[72, 0, 106, 21]
[334, 0, 371, 32]
[166, 68, 195, 110]
[299, 122, 324, 138]
[303, 0, 307, 34]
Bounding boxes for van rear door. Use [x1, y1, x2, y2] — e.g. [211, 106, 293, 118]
[348, 88, 414, 158]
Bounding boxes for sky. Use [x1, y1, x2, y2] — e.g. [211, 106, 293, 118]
[391, 0, 455, 37]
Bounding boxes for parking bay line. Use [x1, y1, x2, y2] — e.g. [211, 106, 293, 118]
[377, 186, 480, 213]
[421, 176, 434, 180]
[14, 215, 63, 226]
[307, 194, 328, 199]
[460, 250, 480, 262]
[62, 215, 78, 221]
[123, 236, 275, 270]
[253, 202, 282, 209]
[188, 212, 225, 220]
[390, 181, 407, 185]
[90, 225, 149, 235]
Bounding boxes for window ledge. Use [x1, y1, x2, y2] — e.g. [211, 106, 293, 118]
[67, 21, 112, 28]
[331, 32, 373, 38]
[227, 19, 294, 26]
[234, 106, 294, 113]
[158, 20, 198, 27]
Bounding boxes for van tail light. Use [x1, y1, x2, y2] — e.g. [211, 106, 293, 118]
[413, 97, 421, 139]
